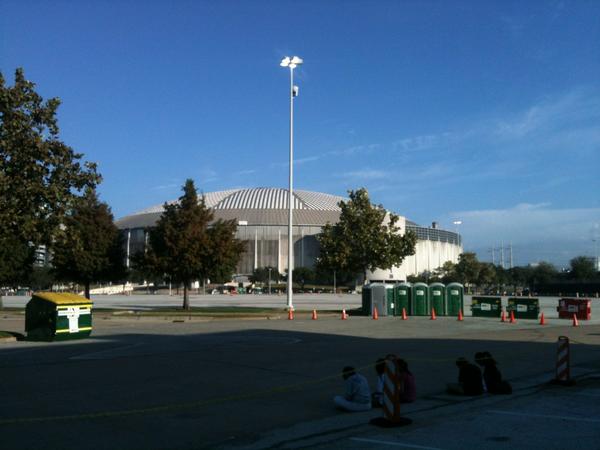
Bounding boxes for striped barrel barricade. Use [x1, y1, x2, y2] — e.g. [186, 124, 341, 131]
[553, 336, 575, 385]
[370, 355, 412, 427]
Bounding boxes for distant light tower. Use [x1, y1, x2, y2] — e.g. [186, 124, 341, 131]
[280, 55, 303, 310]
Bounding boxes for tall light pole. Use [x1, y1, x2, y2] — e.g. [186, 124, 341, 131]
[280, 55, 303, 310]
[453, 220, 463, 251]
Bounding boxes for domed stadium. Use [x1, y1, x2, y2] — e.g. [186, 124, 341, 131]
[115, 187, 462, 281]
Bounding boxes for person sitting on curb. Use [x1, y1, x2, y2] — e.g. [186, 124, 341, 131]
[475, 351, 512, 395]
[334, 366, 372, 412]
[446, 357, 484, 396]
[397, 358, 417, 403]
[371, 358, 386, 408]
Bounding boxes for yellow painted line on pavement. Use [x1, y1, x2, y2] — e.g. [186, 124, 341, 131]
[55, 327, 92, 334]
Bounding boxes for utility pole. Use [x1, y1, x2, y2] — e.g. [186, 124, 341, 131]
[500, 241, 505, 269]
[489, 247, 496, 265]
[268, 267, 272, 295]
[333, 270, 336, 295]
[509, 243, 513, 269]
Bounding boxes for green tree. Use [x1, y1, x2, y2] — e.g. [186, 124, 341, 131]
[477, 262, 497, 290]
[434, 261, 456, 284]
[135, 179, 244, 310]
[316, 188, 417, 284]
[250, 266, 280, 284]
[52, 188, 127, 299]
[0, 68, 99, 250]
[291, 266, 315, 290]
[493, 265, 509, 292]
[507, 266, 532, 293]
[531, 261, 558, 287]
[205, 218, 246, 284]
[454, 252, 480, 291]
[27, 266, 56, 291]
[0, 236, 35, 289]
[569, 256, 597, 280]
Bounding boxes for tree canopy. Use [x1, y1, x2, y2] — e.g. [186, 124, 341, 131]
[569, 256, 596, 280]
[250, 266, 280, 285]
[0, 68, 100, 248]
[52, 188, 127, 299]
[135, 179, 244, 309]
[0, 68, 100, 290]
[0, 235, 35, 288]
[316, 188, 417, 283]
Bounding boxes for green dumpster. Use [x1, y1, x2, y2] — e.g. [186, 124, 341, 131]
[394, 282, 411, 316]
[412, 282, 429, 316]
[471, 296, 502, 318]
[446, 283, 464, 317]
[25, 292, 93, 341]
[429, 283, 446, 316]
[507, 297, 539, 319]
[385, 284, 395, 316]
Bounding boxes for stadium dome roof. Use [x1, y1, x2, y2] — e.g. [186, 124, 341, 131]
[116, 188, 346, 229]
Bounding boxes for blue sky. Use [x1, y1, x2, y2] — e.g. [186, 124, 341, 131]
[2, 0, 599, 267]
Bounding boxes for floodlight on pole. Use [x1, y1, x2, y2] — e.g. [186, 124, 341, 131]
[280, 55, 303, 311]
[453, 220, 463, 246]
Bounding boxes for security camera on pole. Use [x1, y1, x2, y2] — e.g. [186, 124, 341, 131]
[280, 56, 303, 312]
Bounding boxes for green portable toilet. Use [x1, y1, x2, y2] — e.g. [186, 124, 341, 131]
[507, 297, 540, 319]
[361, 285, 372, 315]
[394, 282, 412, 316]
[412, 282, 429, 316]
[446, 283, 464, 317]
[471, 296, 502, 318]
[385, 284, 395, 316]
[428, 283, 446, 316]
[25, 292, 93, 341]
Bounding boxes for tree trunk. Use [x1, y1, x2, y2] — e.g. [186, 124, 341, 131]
[0, 294, 3, 310]
[85, 282, 91, 300]
[183, 283, 190, 310]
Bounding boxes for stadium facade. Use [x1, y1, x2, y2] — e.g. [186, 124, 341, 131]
[115, 188, 462, 282]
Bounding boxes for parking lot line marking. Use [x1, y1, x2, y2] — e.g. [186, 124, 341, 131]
[349, 438, 443, 449]
[488, 410, 600, 423]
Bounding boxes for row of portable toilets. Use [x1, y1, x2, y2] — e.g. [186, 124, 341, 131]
[361, 282, 464, 317]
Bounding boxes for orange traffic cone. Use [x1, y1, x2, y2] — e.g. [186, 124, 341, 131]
[500, 309, 506, 323]
[509, 310, 516, 324]
[539, 312, 546, 325]
[341, 309, 348, 320]
[401, 307, 408, 320]
[458, 309, 464, 321]
[430, 308, 437, 320]
[572, 313, 579, 327]
[312, 309, 318, 320]
[288, 309, 294, 320]
[373, 307, 379, 320]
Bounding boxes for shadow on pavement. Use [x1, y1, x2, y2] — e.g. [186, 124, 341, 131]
[1, 327, 600, 450]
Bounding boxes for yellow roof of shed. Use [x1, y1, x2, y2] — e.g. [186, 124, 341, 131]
[32, 292, 92, 305]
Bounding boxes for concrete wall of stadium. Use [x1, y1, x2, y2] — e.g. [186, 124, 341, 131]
[367, 239, 463, 282]
[123, 223, 462, 282]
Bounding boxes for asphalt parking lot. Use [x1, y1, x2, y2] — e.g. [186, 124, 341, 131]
[1, 302, 600, 449]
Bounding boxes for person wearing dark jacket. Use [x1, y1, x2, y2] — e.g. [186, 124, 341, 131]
[475, 352, 512, 395]
[447, 357, 484, 396]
